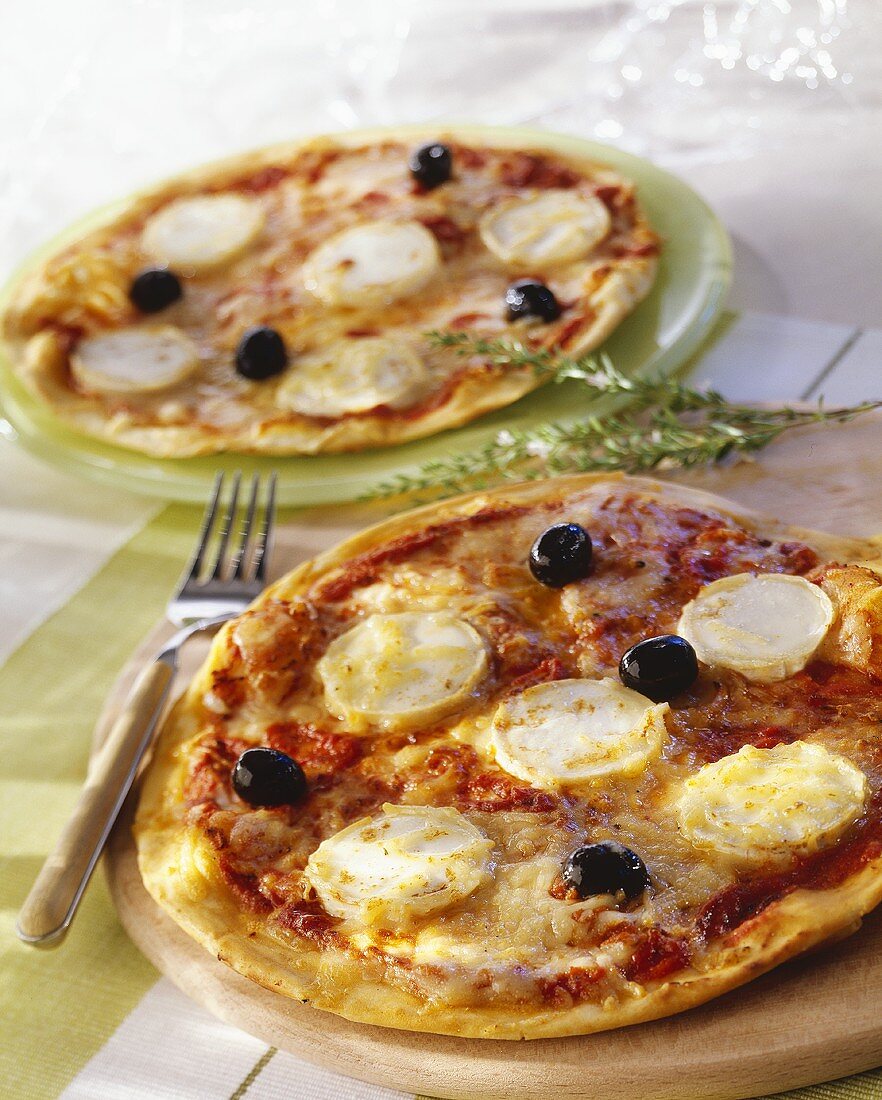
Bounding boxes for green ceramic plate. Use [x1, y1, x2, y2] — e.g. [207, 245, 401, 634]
[0, 125, 731, 506]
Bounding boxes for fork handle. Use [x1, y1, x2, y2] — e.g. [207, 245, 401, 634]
[16, 657, 175, 947]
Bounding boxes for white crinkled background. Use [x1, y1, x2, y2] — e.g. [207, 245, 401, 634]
[2, 0, 882, 324]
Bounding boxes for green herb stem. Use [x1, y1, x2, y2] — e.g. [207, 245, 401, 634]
[365, 334, 882, 501]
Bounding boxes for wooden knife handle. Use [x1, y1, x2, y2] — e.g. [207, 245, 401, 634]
[16, 658, 175, 947]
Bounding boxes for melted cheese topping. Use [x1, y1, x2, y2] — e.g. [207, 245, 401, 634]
[677, 573, 834, 682]
[136, 481, 882, 1025]
[317, 611, 488, 732]
[304, 803, 494, 926]
[141, 194, 264, 271]
[490, 678, 669, 789]
[302, 220, 441, 308]
[677, 741, 867, 865]
[70, 326, 200, 393]
[479, 189, 611, 267]
[277, 337, 430, 417]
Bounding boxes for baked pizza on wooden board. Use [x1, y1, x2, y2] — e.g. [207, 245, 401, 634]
[102, 416, 882, 1099]
[0, 129, 658, 457]
[130, 431, 882, 1050]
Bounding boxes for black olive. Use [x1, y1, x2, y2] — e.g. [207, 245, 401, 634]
[619, 634, 698, 702]
[504, 279, 561, 323]
[529, 523, 593, 588]
[563, 841, 649, 900]
[232, 748, 307, 807]
[235, 326, 288, 380]
[129, 267, 182, 313]
[408, 143, 452, 189]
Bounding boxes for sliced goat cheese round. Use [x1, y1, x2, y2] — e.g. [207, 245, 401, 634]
[479, 190, 611, 268]
[141, 194, 264, 271]
[70, 326, 200, 393]
[677, 573, 834, 682]
[677, 741, 867, 865]
[277, 337, 429, 417]
[304, 803, 494, 926]
[490, 677, 669, 789]
[318, 611, 487, 732]
[302, 220, 441, 307]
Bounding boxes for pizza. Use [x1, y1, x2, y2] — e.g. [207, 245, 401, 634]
[0, 131, 658, 458]
[134, 473, 882, 1039]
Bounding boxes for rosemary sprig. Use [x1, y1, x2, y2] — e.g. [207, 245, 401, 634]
[428, 330, 732, 412]
[364, 334, 882, 502]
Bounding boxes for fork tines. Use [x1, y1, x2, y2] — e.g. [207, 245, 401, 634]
[182, 471, 277, 589]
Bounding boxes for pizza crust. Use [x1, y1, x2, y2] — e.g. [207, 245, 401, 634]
[135, 475, 882, 1038]
[135, 829, 882, 1039]
[1, 130, 658, 457]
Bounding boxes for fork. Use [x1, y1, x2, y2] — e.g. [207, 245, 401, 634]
[16, 471, 277, 948]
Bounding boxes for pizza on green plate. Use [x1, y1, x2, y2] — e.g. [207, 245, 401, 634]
[1, 133, 658, 456]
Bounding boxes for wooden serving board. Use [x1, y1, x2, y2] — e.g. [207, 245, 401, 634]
[101, 415, 882, 1100]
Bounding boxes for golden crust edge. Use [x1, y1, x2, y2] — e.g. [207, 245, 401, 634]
[134, 473, 882, 1039]
[135, 821, 882, 1039]
[259, 473, 882, 606]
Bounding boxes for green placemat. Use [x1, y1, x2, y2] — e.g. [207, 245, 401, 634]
[0, 504, 191, 1098]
